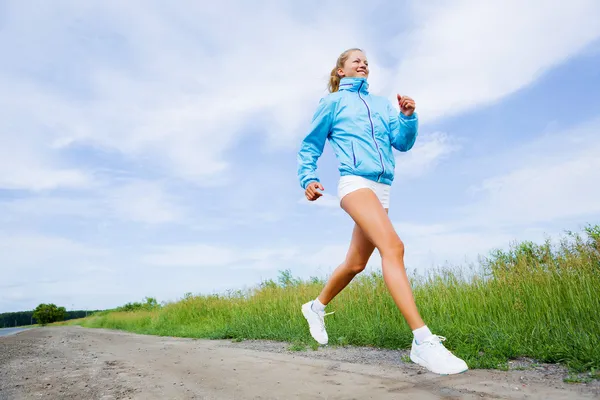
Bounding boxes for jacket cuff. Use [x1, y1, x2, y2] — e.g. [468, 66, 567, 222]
[399, 111, 418, 121]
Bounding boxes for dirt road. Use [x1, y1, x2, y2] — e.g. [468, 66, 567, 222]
[0, 327, 598, 399]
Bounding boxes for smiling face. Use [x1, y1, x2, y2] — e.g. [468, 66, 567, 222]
[337, 50, 369, 79]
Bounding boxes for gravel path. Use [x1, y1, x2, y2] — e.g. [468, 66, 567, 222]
[0, 327, 598, 399]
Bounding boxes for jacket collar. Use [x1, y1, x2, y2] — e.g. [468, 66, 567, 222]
[338, 77, 369, 94]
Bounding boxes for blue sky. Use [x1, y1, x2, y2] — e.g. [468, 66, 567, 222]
[1, 0, 600, 312]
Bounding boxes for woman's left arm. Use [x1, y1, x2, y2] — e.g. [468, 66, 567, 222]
[388, 97, 419, 152]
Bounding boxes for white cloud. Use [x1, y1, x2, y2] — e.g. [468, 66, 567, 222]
[233, 248, 300, 271]
[2, 1, 597, 191]
[0, 167, 87, 191]
[2, 1, 598, 191]
[142, 243, 300, 270]
[0, 234, 112, 298]
[297, 193, 341, 209]
[0, 234, 108, 268]
[0, 128, 89, 191]
[1, 197, 99, 220]
[465, 123, 600, 226]
[0, 1, 375, 189]
[391, 0, 600, 121]
[106, 180, 184, 224]
[395, 131, 460, 179]
[142, 244, 239, 267]
[0, 179, 184, 225]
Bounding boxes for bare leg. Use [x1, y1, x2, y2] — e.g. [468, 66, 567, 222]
[339, 188, 425, 330]
[316, 211, 385, 305]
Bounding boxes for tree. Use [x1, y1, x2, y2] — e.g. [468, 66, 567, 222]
[32, 303, 66, 326]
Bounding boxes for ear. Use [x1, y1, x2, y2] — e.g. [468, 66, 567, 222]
[337, 67, 345, 78]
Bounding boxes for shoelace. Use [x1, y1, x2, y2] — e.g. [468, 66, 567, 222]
[426, 335, 447, 344]
[317, 311, 335, 330]
[423, 335, 455, 357]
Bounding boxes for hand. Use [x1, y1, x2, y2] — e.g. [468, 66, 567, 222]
[305, 181, 324, 201]
[397, 94, 416, 117]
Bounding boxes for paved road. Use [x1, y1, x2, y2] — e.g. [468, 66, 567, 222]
[0, 327, 30, 337]
[0, 327, 598, 399]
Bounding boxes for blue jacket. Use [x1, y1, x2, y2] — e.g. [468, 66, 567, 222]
[297, 76, 419, 190]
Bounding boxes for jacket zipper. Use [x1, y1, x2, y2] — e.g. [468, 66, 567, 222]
[351, 141, 356, 167]
[357, 81, 385, 181]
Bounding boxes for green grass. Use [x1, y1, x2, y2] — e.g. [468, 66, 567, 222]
[68, 224, 600, 373]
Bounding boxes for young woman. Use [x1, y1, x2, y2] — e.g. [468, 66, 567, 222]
[296, 48, 468, 375]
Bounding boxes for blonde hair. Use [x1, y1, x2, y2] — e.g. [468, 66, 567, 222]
[328, 48, 364, 93]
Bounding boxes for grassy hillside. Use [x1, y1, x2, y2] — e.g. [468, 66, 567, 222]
[67, 225, 600, 373]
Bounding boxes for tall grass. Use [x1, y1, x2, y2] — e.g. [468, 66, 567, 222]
[72, 225, 600, 372]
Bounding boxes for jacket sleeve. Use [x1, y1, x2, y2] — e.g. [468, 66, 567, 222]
[297, 96, 335, 190]
[388, 101, 419, 152]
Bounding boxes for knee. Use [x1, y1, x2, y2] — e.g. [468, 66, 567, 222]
[381, 239, 405, 260]
[345, 261, 368, 275]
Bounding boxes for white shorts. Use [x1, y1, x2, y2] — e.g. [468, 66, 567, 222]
[337, 175, 391, 208]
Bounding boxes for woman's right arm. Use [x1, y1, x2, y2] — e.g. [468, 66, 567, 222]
[297, 96, 335, 190]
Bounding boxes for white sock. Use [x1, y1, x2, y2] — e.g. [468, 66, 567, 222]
[412, 325, 433, 344]
[311, 298, 326, 313]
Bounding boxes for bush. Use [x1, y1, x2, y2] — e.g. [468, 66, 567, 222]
[32, 303, 66, 326]
[115, 297, 160, 312]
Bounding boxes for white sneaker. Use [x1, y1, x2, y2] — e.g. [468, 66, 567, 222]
[301, 301, 333, 345]
[410, 335, 468, 375]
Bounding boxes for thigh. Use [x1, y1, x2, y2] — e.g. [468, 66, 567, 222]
[340, 188, 399, 255]
[345, 207, 389, 265]
[345, 221, 375, 266]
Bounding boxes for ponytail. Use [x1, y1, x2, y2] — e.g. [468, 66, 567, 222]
[328, 66, 341, 93]
[327, 48, 363, 93]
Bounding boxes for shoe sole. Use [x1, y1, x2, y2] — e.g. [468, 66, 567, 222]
[301, 303, 328, 345]
[409, 353, 468, 375]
